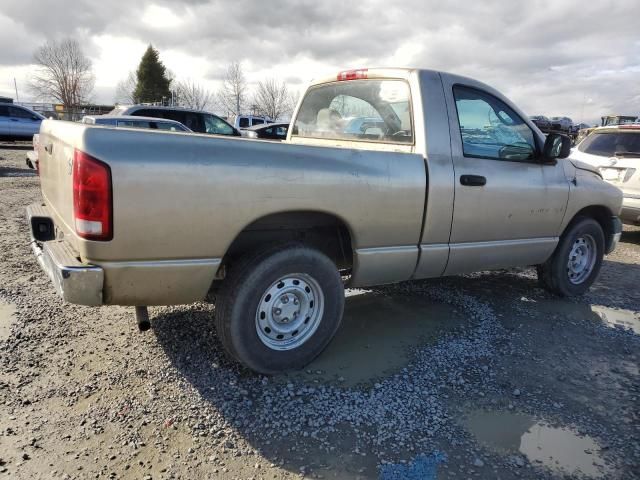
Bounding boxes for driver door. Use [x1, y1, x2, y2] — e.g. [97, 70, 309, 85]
[443, 84, 569, 275]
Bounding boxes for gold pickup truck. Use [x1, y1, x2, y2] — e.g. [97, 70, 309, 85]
[27, 68, 622, 373]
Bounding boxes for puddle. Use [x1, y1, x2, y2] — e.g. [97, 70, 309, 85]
[534, 300, 639, 334]
[464, 410, 609, 478]
[591, 305, 640, 334]
[0, 301, 16, 342]
[285, 291, 464, 387]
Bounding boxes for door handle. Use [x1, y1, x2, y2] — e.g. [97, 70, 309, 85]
[460, 174, 486, 186]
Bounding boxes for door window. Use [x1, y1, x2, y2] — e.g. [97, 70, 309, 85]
[0, 106, 9, 117]
[203, 115, 235, 135]
[9, 107, 34, 119]
[453, 86, 536, 161]
[238, 117, 249, 128]
[252, 118, 265, 126]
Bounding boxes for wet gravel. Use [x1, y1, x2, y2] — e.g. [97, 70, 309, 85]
[1, 146, 639, 479]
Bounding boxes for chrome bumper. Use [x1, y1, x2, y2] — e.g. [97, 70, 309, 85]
[26, 204, 104, 306]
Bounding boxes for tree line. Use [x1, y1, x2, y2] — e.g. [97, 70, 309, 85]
[28, 39, 298, 121]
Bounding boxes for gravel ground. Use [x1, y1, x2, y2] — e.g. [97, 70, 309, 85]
[1, 144, 639, 479]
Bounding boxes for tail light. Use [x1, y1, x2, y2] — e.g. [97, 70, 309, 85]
[73, 149, 112, 240]
[337, 69, 368, 81]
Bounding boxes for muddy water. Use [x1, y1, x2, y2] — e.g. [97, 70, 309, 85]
[0, 301, 16, 342]
[464, 410, 609, 477]
[286, 291, 465, 387]
[534, 299, 640, 334]
[591, 305, 640, 334]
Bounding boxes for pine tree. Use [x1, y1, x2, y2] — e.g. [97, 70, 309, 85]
[133, 45, 171, 104]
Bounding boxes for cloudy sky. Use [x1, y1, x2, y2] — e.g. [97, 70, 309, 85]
[1, 0, 638, 123]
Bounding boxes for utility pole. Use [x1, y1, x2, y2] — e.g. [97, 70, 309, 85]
[14, 78, 19, 102]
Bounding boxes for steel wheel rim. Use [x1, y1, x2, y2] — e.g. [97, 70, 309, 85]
[567, 234, 597, 284]
[255, 273, 324, 351]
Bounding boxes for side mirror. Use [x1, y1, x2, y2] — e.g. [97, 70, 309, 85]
[32, 115, 40, 121]
[542, 133, 571, 161]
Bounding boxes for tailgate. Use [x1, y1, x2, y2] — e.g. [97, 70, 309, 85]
[37, 120, 89, 250]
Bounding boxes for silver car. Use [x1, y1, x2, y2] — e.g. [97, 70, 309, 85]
[81, 115, 192, 132]
[0, 103, 45, 140]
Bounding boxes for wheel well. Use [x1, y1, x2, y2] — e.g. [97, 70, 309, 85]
[221, 211, 354, 274]
[568, 205, 613, 243]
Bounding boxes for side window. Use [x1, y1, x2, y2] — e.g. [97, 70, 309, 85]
[130, 109, 156, 118]
[155, 122, 181, 132]
[252, 118, 265, 125]
[0, 106, 10, 117]
[239, 117, 249, 128]
[204, 115, 235, 135]
[10, 107, 34, 119]
[453, 86, 536, 161]
[276, 126, 288, 137]
[117, 120, 151, 129]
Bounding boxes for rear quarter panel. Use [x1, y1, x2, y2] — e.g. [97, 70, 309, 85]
[75, 126, 426, 265]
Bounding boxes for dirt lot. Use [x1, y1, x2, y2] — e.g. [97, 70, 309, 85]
[1, 144, 638, 480]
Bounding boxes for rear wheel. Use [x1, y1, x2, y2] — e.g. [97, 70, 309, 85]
[215, 244, 344, 374]
[537, 217, 604, 296]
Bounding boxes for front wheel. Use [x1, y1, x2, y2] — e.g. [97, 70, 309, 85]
[215, 244, 345, 374]
[537, 217, 604, 296]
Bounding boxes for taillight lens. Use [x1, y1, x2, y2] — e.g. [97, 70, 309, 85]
[73, 150, 112, 240]
[337, 69, 368, 81]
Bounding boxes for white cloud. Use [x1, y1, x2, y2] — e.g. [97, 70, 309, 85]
[0, 0, 637, 121]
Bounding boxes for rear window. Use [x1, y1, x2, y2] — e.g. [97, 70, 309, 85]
[578, 131, 640, 157]
[292, 79, 413, 144]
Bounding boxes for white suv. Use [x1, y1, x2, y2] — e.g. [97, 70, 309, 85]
[571, 125, 640, 224]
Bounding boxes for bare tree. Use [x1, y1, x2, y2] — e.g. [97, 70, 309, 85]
[114, 71, 137, 104]
[29, 38, 94, 108]
[175, 79, 214, 110]
[217, 62, 247, 117]
[253, 79, 297, 121]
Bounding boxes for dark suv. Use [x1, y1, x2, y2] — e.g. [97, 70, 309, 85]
[110, 105, 241, 137]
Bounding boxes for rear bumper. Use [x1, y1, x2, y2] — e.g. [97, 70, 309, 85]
[27, 203, 220, 306]
[605, 216, 622, 254]
[27, 204, 104, 306]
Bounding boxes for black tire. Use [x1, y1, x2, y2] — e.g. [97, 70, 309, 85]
[537, 217, 604, 297]
[215, 244, 344, 374]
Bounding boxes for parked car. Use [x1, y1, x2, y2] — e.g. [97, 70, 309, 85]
[241, 122, 289, 140]
[343, 116, 388, 135]
[110, 105, 240, 136]
[0, 103, 45, 140]
[575, 116, 638, 146]
[81, 115, 191, 132]
[529, 116, 552, 133]
[233, 115, 273, 129]
[28, 67, 622, 374]
[550, 116, 574, 133]
[570, 124, 640, 225]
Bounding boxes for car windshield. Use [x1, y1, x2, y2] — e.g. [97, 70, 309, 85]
[578, 131, 640, 157]
[292, 79, 413, 144]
